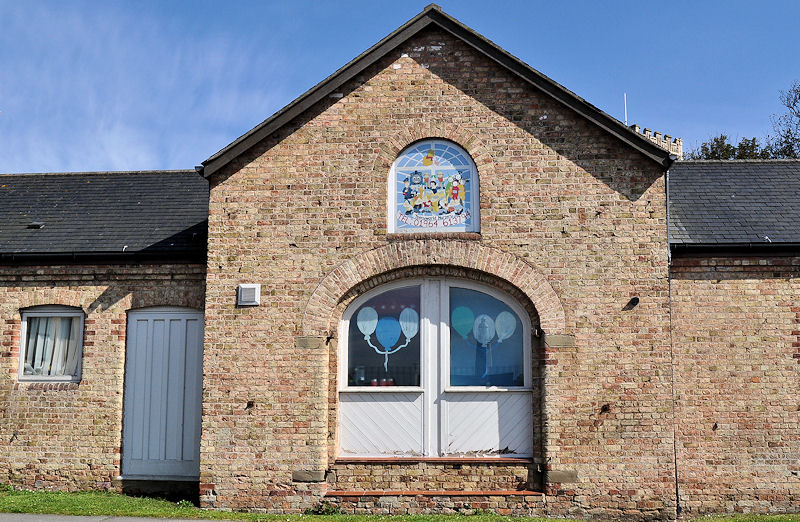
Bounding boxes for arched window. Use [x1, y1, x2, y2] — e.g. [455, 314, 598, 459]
[388, 140, 479, 233]
[338, 279, 532, 458]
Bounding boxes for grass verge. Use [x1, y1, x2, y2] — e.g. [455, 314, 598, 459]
[0, 487, 550, 521]
[0, 487, 798, 521]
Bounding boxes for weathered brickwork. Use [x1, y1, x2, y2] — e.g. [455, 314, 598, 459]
[330, 460, 536, 492]
[671, 256, 800, 516]
[327, 491, 545, 516]
[0, 263, 205, 490]
[203, 27, 674, 518]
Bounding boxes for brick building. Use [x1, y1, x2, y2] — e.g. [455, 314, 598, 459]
[0, 6, 797, 519]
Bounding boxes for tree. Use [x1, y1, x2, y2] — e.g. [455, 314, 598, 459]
[685, 135, 770, 160]
[765, 80, 800, 158]
[687, 81, 799, 160]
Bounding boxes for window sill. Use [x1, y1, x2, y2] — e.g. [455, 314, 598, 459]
[444, 386, 531, 393]
[335, 456, 535, 464]
[340, 387, 423, 393]
[325, 489, 542, 497]
[18, 377, 80, 383]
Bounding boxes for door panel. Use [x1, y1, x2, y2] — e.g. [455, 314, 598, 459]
[123, 309, 203, 479]
[339, 392, 424, 456]
[444, 391, 533, 456]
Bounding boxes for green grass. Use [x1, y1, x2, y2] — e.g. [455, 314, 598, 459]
[0, 487, 552, 521]
[0, 486, 798, 521]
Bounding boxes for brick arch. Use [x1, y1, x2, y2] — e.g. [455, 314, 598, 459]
[17, 289, 87, 311]
[301, 240, 566, 337]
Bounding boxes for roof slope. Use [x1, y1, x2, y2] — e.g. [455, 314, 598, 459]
[669, 160, 800, 246]
[0, 170, 208, 259]
[202, 4, 674, 178]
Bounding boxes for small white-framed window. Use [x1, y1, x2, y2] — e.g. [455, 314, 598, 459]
[338, 279, 533, 458]
[388, 140, 480, 233]
[19, 306, 84, 382]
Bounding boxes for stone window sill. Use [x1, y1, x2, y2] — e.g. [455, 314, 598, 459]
[325, 489, 542, 497]
[334, 456, 534, 464]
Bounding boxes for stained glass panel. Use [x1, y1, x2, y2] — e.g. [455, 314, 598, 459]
[392, 140, 477, 232]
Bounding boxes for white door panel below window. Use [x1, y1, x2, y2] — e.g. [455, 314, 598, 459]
[339, 392, 424, 456]
[444, 391, 533, 456]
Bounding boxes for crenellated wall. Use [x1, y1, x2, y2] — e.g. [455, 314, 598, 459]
[629, 124, 683, 159]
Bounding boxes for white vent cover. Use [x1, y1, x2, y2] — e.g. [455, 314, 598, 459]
[237, 284, 261, 306]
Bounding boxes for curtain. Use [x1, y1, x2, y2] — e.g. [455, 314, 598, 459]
[23, 316, 80, 377]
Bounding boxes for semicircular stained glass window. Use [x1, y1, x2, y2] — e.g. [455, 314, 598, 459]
[389, 139, 479, 233]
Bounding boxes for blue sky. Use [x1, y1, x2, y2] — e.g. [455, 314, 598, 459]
[1, 1, 798, 173]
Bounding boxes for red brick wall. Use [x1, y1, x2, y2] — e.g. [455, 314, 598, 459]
[203, 27, 674, 518]
[0, 263, 205, 490]
[671, 256, 800, 515]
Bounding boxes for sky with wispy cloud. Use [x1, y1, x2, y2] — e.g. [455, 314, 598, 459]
[1, 0, 798, 173]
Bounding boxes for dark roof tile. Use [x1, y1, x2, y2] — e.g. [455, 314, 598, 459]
[669, 160, 800, 245]
[0, 170, 208, 258]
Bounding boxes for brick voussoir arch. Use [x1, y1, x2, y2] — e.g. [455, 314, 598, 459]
[301, 240, 566, 337]
[17, 290, 86, 311]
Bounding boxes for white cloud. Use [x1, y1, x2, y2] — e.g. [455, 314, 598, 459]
[0, 2, 289, 172]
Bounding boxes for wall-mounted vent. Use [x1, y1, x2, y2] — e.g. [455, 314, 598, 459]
[237, 284, 261, 306]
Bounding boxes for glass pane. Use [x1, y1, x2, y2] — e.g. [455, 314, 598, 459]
[449, 287, 524, 386]
[348, 286, 420, 387]
[23, 316, 76, 377]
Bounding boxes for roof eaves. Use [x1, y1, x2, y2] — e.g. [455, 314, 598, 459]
[670, 242, 800, 257]
[425, 9, 673, 168]
[0, 249, 207, 266]
[202, 6, 440, 178]
[0, 169, 198, 178]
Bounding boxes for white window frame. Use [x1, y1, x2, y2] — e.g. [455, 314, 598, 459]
[439, 281, 532, 392]
[387, 139, 480, 234]
[18, 306, 85, 383]
[339, 279, 426, 393]
[338, 278, 532, 458]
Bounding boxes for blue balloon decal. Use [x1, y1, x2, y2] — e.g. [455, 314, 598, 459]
[375, 317, 402, 350]
[357, 305, 420, 372]
[399, 307, 419, 339]
[451, 306, 474, 339]
[356, 307, 378, 338]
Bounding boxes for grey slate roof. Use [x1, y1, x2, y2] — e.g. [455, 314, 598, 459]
[3, 161, 797, 258]
[669, 160, 800, 245]
[0, 170, 208, 259]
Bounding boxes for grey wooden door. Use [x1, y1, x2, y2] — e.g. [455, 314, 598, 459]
[122, 308, 203, 479]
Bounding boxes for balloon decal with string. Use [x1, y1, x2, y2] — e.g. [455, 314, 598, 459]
[452, 307, 517, 378]
[356, 306, 420, 371]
